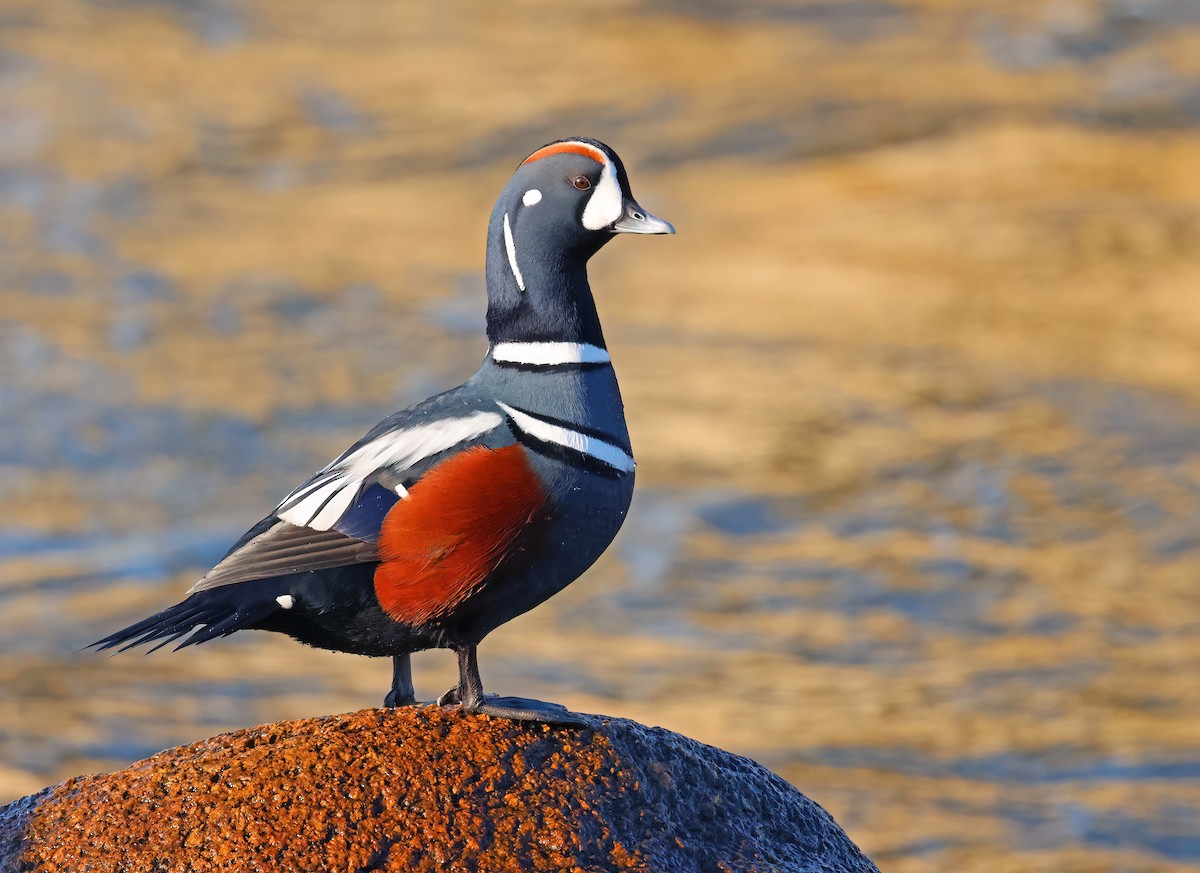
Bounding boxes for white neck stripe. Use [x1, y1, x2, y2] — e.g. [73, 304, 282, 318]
[497, 402, 635, 474]
[492, 342, 611, 366]
[503, 212, 525, 291]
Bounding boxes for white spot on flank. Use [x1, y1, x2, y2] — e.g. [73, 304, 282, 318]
[503, 212, 525, 291]
[497, 402, 635, 474]
[522, 188, 542, 207]
[394, 483, 409, 499]
[492, 342, 611, 366]
[276, 595, 294, 609]
[581, 159, 622, 230]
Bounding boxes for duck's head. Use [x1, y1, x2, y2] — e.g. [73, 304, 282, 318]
[493, 137, 673, 266]
[485, 138, 673, 344]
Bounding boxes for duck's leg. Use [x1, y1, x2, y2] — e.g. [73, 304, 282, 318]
[383, 654, 417, 707]
[438, 644, 587, 726]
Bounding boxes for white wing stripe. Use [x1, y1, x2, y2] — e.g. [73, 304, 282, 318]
[277, 411, 504, 530]
[279, 476, 346, 527]
[492, 342, 610, 366]
[277, 470, 338, 511]
[309, 481, 360, 532]
[497, 402, 635, 473]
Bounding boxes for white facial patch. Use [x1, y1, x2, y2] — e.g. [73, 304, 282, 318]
[522, 189, 542, 207]
[503, 212, 525, 291]
[276, 595, 295, 609]
[581, 159, 623, 231]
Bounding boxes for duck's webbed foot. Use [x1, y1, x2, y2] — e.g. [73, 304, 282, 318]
[439, 646, 588, 726]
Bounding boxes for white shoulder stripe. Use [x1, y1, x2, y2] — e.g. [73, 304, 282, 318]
[492, 342, 611, 366]
[278, 411, 503, 530]
[497, 402, 635, 474]
[503, 212, 525, 291]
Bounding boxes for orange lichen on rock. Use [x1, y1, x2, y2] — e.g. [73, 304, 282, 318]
[1, 707, 877, 873]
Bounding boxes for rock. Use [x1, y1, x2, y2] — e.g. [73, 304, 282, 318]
[1, 707, 878, 873]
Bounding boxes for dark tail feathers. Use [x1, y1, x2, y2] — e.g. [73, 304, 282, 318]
[90, 585, 282, 654]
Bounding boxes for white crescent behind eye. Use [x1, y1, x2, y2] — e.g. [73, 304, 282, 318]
[581, 160, 622, 230]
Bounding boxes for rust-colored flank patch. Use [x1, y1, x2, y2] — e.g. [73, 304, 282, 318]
[3, 707, 877, 873]
[373, 444, 549, 626]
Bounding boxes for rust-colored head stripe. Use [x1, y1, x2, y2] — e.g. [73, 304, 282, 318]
[521, 141, 608, 167]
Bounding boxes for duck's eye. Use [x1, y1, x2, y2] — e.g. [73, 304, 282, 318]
[572, 175, 591, 190]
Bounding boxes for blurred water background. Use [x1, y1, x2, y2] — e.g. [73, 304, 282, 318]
[2, 1, 1200, 870]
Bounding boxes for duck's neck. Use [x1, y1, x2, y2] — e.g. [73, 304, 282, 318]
[483, 211, 609, 348]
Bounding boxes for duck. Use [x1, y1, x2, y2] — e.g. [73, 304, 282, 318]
[92, 137, 674, 724]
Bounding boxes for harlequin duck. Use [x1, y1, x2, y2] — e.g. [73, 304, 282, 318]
[93, 137, 674, 724]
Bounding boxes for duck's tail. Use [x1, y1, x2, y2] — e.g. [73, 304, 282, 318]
[89, 583, 285, 653]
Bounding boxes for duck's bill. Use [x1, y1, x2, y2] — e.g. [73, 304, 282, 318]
[611, 200, 675, 235]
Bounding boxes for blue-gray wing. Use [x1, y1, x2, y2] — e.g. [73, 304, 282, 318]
[188, 396, 515, 593]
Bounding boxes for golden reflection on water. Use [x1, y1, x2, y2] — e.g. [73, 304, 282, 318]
[3, 1, 1200, 870]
